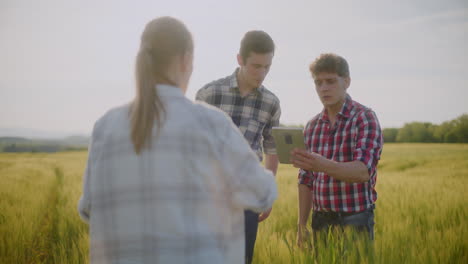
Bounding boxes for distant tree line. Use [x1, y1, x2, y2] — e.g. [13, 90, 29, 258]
[383, 114, 468, 143]
[2, 143, 87, 153]
[1, 114, 466, 152]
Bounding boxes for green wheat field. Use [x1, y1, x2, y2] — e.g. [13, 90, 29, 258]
[0, 144, 467, 263]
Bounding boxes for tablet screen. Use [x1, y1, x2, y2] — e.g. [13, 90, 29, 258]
[271, 127, 305, 164]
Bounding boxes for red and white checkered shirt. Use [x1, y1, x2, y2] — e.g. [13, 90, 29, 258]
[298, 94, 383, 213]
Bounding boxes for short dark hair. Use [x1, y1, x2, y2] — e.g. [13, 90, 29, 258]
[239, 30, 275, 62]
[309, 53, 350, 78]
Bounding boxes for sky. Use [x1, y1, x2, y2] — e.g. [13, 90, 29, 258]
[1, 0, 467, 137]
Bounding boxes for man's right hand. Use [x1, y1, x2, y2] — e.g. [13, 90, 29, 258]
[297, 224, 311, 248]
[297, 184, 312, 248]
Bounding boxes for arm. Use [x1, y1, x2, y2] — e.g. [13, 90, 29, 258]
[297, 183, 312, 247]
[298, 184, 312, 226]
[296, 166, 314, 246]
[257, 154, 278, 222]
[261, 100, 281, 160]
[78, 127, 97, 223]
[78, 163, 91, 222]
[218, 116, 277, 213]
[258, 101, 281, 222]
[264, 154, 278, 176]
[291, 110, 382, 183]
[291, 150, 369, 183]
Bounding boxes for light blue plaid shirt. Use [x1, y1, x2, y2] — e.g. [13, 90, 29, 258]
[79, 84, 277, 264]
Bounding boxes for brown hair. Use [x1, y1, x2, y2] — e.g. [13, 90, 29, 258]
[130, 17, 193, 154]
[239, 30, 275, 62]
[309, 53, 350, 78]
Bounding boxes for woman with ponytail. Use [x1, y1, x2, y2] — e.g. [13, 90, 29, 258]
[78, 17, 277, 263]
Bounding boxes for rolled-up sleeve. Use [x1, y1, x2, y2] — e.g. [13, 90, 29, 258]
[353, 110, 383, 176]
[262, 101, 281, 155]
[298, 168, 315, 188]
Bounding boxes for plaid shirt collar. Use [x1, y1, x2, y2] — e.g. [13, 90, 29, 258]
[228, 68, 265, 94]
[319, 94, 354, 123]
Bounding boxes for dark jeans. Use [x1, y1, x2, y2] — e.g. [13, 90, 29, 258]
[312, 207, 375, 242]
[244, 210, 259, 264]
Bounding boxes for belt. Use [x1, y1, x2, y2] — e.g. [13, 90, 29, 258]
[314, 211, 361, 218]
[314, 206, 374, 219]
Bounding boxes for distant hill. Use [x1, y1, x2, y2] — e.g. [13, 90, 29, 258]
[0, 137, 31, 143]
[62, 135, 90, 146]
[0, 136, 89, 153]
[0, 127, 90, 152]
[0, 128, 75, 139]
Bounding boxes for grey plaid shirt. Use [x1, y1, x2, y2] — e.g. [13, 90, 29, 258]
[78, 85, 277, 264]
[196, 68, 281, 161]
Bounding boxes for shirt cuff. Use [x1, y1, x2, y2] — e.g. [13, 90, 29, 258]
[298, 169, 313, 187]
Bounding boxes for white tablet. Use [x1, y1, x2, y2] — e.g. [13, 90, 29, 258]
[271, 127, 306, 164]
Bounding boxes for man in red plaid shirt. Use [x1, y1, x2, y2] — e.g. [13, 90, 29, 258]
[291, 53, 383, 247]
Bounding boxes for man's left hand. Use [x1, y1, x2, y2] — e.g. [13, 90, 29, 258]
[290, 148, 327, 171]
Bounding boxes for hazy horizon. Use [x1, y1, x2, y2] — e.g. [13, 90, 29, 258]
[0, 111, 467, 139]
[1, 0, 467, 136]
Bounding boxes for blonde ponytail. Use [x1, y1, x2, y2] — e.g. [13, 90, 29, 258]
[130, 17, 193, 154]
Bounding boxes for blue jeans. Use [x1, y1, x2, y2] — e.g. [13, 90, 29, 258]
[311, 207, 375, 241]
[244, 210, 259, 264]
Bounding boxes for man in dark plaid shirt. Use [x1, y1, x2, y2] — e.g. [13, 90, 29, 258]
[196, 30, 280, 264]
[291, 53, 383, 248]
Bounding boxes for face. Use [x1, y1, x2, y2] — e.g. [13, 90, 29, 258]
[313, 72, 350, 109]
[237, 52, 273, 88]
